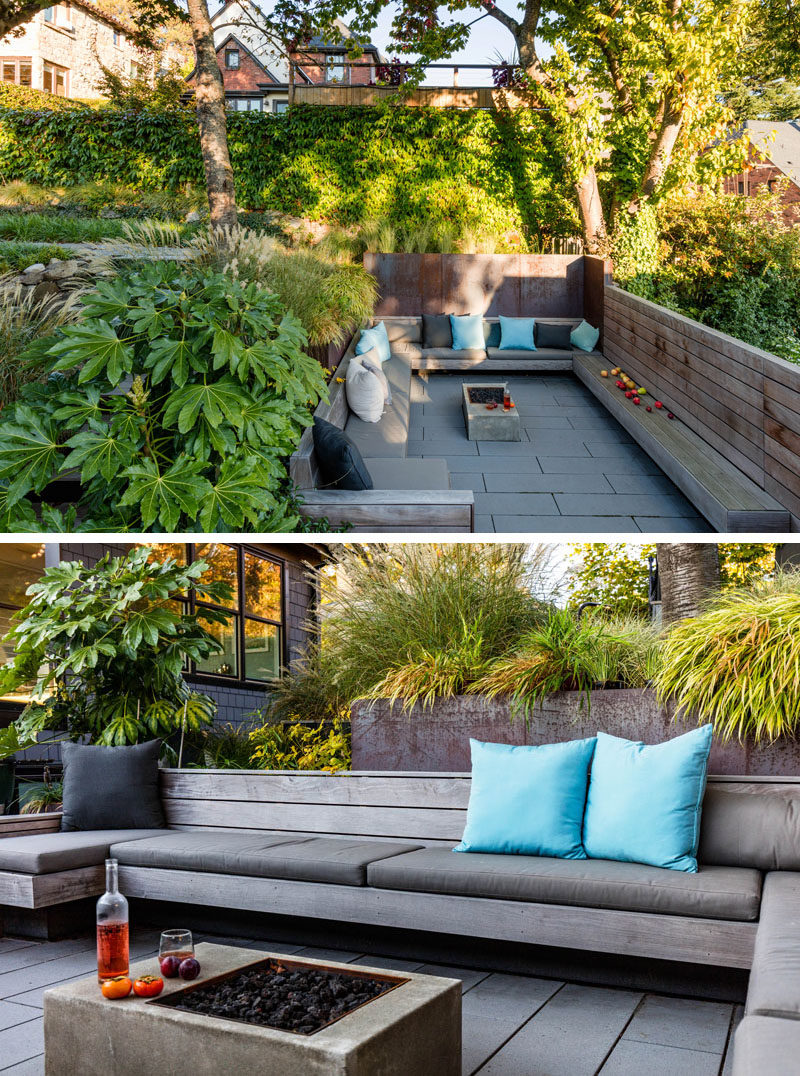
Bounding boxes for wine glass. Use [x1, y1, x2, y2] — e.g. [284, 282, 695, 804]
[159, 928, 194, 964]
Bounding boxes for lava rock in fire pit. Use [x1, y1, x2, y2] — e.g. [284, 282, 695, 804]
[168, 961, 397, 1035]
[467, 387, 505, 404]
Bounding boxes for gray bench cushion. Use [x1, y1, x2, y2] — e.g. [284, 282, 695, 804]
[732, 1016, 800, 1076]
[700, 787, 800, 871]
[0, 829, 168, 874]
[367, 848, 762, 921]
[344, 355, 413, 459]
[111, 831, 424, 887]
[486, 347, 573, 361]
[745, 872, 800, 1018]
[364, 458, 450, 491]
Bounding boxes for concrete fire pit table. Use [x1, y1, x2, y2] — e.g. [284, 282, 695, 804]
[43, 942, 461, 1076]
[462, 382, 521, 441]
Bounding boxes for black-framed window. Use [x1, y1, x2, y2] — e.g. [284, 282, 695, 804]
[143, 544, 284, 686]
[0, 544, 49, 711]
[225, 48, 240, 69]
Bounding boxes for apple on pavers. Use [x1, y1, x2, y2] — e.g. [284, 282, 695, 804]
[611, 367, 621, 375]
[633, 397, 641, 405]
[625, 391, 633, 398]
[654, 401, 664, 409]
[637, 387, 647, 395]
[601, 369, 609, 377]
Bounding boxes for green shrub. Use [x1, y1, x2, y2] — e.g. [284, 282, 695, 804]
[0, 242, 71, 274]
[0, 262, 328, 531]
[655, 571, 800, 743]
[614, 188, 800, 363]
[249, 719, 351, 772]
[0, 105, 578, 242]
[0, 547, 227, 747]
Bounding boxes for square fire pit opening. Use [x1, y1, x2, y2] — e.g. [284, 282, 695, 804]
[462, 381, 521, 441]
[150, 955, 410, 1036]
[44, 942, 461, 1076]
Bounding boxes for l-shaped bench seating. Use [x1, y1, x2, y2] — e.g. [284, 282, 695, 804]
[0, 769, 798, 1073]
[289, 316, 791, 533]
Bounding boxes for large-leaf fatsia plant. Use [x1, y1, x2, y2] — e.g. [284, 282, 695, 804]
[0, 547, 230, 748]
[0, 262, 328, 532]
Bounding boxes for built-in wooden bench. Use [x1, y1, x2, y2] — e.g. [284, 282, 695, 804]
[574, 352, 791, 532]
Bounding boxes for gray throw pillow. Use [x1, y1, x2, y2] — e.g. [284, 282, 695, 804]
[422, 314, 453, 349]
[313, 418, 373, 491]
[484, 321, 501, 348]
[536, 322, 573, 349]
[61, 740, 165, 831]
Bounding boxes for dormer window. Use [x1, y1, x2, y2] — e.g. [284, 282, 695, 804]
[225, 49, 240, 69]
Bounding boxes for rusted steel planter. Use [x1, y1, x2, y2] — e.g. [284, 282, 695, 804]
[351, 689, 800, 776]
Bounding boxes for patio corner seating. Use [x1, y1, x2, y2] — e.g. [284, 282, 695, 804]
[290, 314, 792, 533]
[0, 770, 796, 1074]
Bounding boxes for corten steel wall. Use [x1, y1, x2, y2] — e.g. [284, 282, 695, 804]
[604, 285, 800, 529]
[351, 692, 800, 777]
[364, 253, 585, 317]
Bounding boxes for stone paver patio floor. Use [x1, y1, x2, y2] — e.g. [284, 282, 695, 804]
[0, 929, 741, 1074]
[410, 373, 709, 533]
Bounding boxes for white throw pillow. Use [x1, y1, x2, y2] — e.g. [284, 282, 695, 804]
[361, 354, 392, 406]
[346, 356, 385, 423]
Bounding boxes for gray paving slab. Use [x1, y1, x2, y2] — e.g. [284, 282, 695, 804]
[579, 431, 636, 445]
[554, 493, 698, 517]
[475, 493, 559, 516]
[537, 455, 664, 475]
[517, 415, 575, 430]
[292, 946, 361, 963]
[491, 515, 641, 534]
[450, 473, 487, 493]
[462, 975, 563, 1074]
[478, 984, 642, 1076]
[414, 964, 491, 994]
[721, 1006, 743, 1076]
[484, 474, 615, 494]
[1, 1054, 43, 1075]
[607, 474, 683, 494]
[0, 939, 97, 976]
[515, 438, 590, 457]
[409, 439, 479, 456]
[621, 995, 733, 1054]
[0, 1003, 45, 1033]
[0, 944, 36, 957]
[0, 1018, 44, 1070]
[599, 1039, 722, 1076]
[444, 455, 543, 473]
[350, 955, 426, 973]
[473, 515, 496, 532]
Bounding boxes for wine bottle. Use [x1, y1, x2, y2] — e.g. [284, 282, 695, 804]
[97, 858, 129, 982]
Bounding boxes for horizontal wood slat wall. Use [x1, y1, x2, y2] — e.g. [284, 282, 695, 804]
[159, 770, 800, 845]
[604, 286, 800, 528]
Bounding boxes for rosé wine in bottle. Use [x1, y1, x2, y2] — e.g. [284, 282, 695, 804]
[97, 858, 129, 982]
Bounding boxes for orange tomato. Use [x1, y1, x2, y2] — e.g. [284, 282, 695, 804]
[133, 975, 164, 998]
[101, 976, 132, 999]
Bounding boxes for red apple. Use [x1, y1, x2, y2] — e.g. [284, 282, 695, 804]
[633, 397, 641, 405]
[654, 401, 663, 409]
[625, 391, 633, 398]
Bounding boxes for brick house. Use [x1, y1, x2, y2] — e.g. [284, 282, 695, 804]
[0, 542, 326, 761]
[196, 0, 385, 113]
[0, 0, 151, 99]
[723, 120, 800, 226]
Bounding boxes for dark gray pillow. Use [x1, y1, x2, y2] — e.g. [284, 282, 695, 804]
[422, 314, 452, 349]
[536, 322, 573, 349]
[484, 321, 501, 348]
[61, 740, 165, 831]
[313, 418, 373, 491]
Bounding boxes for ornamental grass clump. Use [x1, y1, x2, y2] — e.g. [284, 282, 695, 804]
[319, 543, 554, 708]
[655, 572, 800, 743]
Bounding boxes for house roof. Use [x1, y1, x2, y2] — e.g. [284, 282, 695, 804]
[210, 3, 385, 61]
[67, 0, 138, 37]
[745, 119, 800, 185]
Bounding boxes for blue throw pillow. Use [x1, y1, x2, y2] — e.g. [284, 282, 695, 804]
[583, 725, 713, 873]
[356, 321, 391, 364]
[498, 316, 536, 351]
[455, 737, 597, 858]
[450, 314, 486, 351]
[570, 320, 600, 352]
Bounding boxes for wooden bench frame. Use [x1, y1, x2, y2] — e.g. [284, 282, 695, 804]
[2, 770, 790, 967]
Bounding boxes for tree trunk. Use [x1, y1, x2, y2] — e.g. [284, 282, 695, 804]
[186, 0, 237, 228]
[657, 544, 721, 624]
[575, 166, 608, 254]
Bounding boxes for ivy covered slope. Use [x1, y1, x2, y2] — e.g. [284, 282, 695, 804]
[0, 103, 577, 241]
[0, 263, 328, 531]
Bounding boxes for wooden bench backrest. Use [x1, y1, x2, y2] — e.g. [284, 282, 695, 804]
[160, 770, 800, 848]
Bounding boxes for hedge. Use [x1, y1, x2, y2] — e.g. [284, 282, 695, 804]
[0, 103, 578, 238]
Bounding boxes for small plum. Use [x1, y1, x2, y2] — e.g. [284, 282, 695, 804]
[646, 406, 652, 412]
[667, 413, 675, 419]
[160, 956, 181, 979]
[179, 957, 201, 981]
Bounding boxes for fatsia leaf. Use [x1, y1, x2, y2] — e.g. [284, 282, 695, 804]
[52, 387, 104, 430]
[48, 320, 134, 386]
[145, 336, 194, 387]
[0, 407, 62, 502]
[63, 423, 137, 483]
[161, 377, 246, 434]
[119, 456, 212, 531]
[198, 458, 268, 531]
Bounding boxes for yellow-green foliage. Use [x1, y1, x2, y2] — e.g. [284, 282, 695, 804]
[655, 572, 800, 743]
[249, 720, 351, 772]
